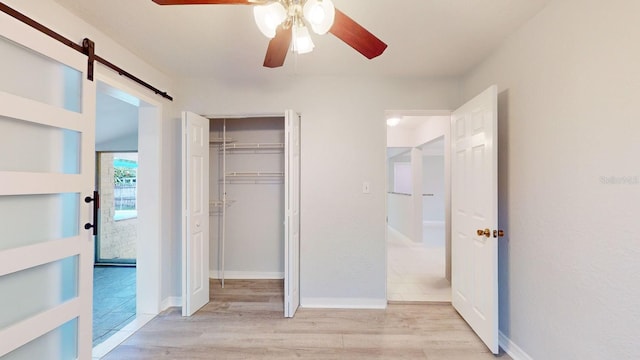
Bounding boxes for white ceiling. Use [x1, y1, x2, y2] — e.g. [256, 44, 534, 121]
[52, 0, 551, 79]
[96, 90, 139, 146]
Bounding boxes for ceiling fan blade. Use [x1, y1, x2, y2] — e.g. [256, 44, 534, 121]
[329, 8, 387, 60]
[152, 0, 262, 5]
[263, 26, 292, 68]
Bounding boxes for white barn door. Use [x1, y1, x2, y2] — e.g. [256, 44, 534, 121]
[451, 85, 500, 353]
[284, 110, 301, 318]
[181, 111, 210, 316]
[0, 13, 95, 360]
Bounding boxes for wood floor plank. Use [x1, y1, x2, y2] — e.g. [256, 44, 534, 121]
[103, 280, 511, 359]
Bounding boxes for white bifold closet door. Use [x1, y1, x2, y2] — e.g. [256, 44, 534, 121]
[284, 110, 301, 318]
[181, 111, 210, 316]
[0, 12, 95, 360]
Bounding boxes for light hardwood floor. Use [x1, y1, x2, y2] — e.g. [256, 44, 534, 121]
[103, 280, 510, 360]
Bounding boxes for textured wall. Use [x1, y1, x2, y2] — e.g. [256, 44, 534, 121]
[461, 0, 640, 358]
[178, 75, 460, 307]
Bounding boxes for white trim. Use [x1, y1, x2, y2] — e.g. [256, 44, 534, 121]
[0, 172, 83, 196]
[384, 109, 452, 117]
[499, 331, 534, 360]
[0, 237, 79, 276]
[160, 296, 182, 311]
[205, 113, 285, 119]
[92, 314, 155, 360]
[94, 76, 165, 316]
[0, 91, 86, 131]
[136, 105, 163, 315]
[0, 298, 80, 357]
[209, 270, 284, 280]
[95, 67, 167, 108]
[301, 298, 387, 309]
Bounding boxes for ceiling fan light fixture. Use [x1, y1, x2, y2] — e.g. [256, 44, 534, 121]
[303, 0, 335, 35]
[253, 2, 287, 38]
[292, 24, 315, 54]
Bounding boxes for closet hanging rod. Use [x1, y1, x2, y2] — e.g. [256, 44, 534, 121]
[0, 3, 173, 101]
[225, 171, 284, 178]
[223, 143, 284, 150]
[209, 137, 234, 144]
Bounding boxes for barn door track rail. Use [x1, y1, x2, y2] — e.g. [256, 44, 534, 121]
[0, 2, 173, 101]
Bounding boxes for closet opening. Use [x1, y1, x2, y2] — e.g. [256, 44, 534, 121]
[209, 116, 286, 295]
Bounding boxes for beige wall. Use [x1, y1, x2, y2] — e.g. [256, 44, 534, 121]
[461, 0, 640, 358]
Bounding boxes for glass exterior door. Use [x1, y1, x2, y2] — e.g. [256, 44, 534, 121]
[95, 152, 138, 265]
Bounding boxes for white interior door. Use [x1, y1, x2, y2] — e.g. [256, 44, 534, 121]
[284, 109, 301, 318]
[451, 85, 499, 353]
[0, 13, 95, 360]
[181, 111, 210, 316]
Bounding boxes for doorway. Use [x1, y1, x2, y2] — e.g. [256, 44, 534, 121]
[385, 113, 451, 302]
[91, 77, 162, 355]
[184, 111, 301, 318]
[93, 88, 140, 347]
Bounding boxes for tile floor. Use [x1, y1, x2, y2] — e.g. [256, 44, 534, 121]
[387, 227, 451, 302]
[93, 266, 136, 347]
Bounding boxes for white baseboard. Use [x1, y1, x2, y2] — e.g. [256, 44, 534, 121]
[92, 314, 156, 359]
[499, 331, 533, 360]
[302, 297, 387, 309]
[209, 270, 284, 280]
[160, 296, 181, 311]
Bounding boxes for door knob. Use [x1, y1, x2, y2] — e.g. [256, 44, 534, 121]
[476, 228, 491, 238]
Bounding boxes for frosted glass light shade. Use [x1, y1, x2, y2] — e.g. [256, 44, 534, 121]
[303, 0, 335, 35]
[292, 25, 315, 54]
[253, 2, 287, 38]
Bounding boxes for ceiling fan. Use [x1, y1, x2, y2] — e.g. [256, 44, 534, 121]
[151, 0, 388, 68]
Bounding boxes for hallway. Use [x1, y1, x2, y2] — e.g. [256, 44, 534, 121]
[387, 227, 451, 302]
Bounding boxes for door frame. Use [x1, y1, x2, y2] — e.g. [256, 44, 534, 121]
[205, 111, 302, 317]
[95, 71, 163, 315]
